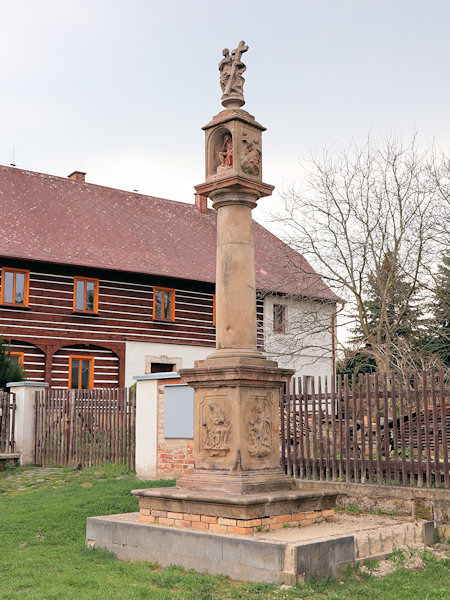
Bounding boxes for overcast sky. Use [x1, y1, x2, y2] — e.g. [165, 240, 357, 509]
[1, 0, 449, 227]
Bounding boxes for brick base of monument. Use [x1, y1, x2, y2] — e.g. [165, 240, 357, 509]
[139, 507, 335, 535]
[132, 486, 338, 537]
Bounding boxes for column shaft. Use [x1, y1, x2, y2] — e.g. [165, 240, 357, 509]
[215, 202, 257, 351]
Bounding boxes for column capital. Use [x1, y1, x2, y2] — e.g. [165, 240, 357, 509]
[195, 175, 274, 208]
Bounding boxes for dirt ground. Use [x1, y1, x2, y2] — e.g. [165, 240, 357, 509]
[359, 546, 449, 577]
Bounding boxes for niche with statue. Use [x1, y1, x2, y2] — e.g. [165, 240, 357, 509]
[203, 115, 264, 183]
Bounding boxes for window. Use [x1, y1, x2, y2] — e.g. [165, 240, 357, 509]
[73, 277, 99, 313]
[0, 268, 29, 306]
[10, 351, 24, 366]
[150, 362, 175, 374]
[273, 304, 286, 333]
[69, 356, 94, 389]
[153, 287, 175, 321]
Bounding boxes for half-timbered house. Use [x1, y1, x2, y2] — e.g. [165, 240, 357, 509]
[0, 165, 339, 389]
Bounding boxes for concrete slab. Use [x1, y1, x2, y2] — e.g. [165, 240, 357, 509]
[296, 537, 354, 579]
[87, 513, 289, 584]
[86, 512, 433, 583]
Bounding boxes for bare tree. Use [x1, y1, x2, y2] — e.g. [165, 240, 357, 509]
[273, 134, 449, 374]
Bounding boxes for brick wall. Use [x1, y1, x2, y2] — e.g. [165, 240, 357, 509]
[156, 379, 195, 477]
[157, 441, 194, 476]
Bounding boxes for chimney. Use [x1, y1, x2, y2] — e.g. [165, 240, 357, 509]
[67, 170, 86, 182]
[194, 194, 208, 215]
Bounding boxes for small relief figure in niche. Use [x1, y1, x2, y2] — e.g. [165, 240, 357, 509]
[218, 133, 233, 170]
[241, 136, 261, 176]
[202, 402, 231, 456]
[248, 400, 272, 458]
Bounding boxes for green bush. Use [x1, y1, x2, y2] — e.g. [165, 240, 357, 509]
[0, 337, 26, 389]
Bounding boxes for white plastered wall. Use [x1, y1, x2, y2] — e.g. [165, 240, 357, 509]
[263, 294, 336, 383]
[125, 341, 212, 387]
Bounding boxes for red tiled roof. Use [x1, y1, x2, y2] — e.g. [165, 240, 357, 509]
[0, 165, 338, 302]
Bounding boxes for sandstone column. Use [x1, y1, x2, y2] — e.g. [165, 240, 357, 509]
[176, 43, 294, 493]
[213, 194, 259, 356]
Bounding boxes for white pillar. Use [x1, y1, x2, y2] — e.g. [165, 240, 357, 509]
[7, 382, 49, 466]
[134, 375, 160, 479]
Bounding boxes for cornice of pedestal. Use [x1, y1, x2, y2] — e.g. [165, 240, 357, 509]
[178, 355, 294, 389]
[201, 108, 266, 132]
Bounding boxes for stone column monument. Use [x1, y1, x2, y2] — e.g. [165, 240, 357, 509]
[133, 43, 335, 533]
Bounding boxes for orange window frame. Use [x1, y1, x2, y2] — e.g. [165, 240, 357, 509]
[68, 355, 94, 389]
[273, 304, 286, 333]
[0, 267, 30, 306]
[10, 351, 24, 365]
[153, 287, 175, 321]
[73, 276, 99, 313]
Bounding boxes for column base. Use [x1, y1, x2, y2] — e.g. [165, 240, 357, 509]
[138, 506, 336, 535]
[206, 347, 265, 361]
[176, 467, 295, 494]
[132, 486, 337, 534]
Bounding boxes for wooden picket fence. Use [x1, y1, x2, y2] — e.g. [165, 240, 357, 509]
[280, 370, 449, 488]
[0, 392, 16, 454]
[34, 388, 136, 469]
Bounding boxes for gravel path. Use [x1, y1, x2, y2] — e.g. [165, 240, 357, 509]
[0, 467, 68, 493]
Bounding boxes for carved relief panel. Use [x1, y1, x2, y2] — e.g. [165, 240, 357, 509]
[246, 395, 273, 458]
[241, 131, 261, 177]
[200, 396, 232, 457]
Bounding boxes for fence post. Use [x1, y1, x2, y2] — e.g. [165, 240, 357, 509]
[134, 375, 160, 478]
[6, 382, 49, 466]
[67, 390, 76, 464]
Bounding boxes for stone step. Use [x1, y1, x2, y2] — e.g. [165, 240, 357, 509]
[354, 520, 429, 560]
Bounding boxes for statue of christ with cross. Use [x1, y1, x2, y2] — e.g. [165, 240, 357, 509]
[219, 40, 248, 108]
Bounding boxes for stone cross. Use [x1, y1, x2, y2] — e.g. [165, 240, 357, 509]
[219, 40, 249, 107]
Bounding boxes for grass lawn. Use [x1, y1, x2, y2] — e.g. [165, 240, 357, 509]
[0, 465, 448, 599]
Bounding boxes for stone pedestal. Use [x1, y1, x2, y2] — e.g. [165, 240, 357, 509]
[132, 353, 320, 533]
[176, 356, 293, 493]
[132, 487, 337, 535]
